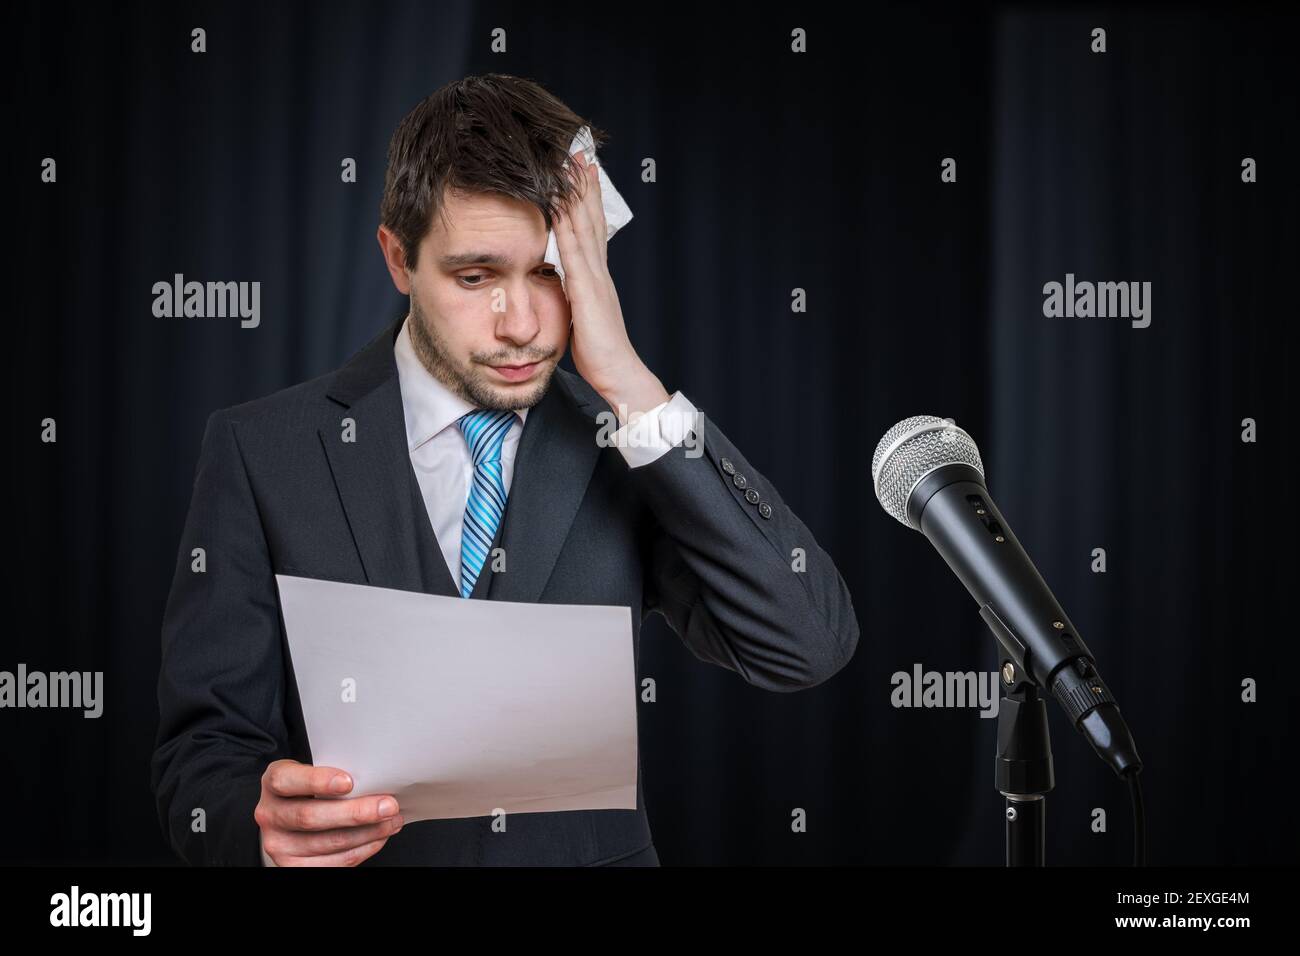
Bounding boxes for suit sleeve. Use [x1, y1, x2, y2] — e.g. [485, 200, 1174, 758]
[619, 393, 861, 691]
[151, 409, 289, 865]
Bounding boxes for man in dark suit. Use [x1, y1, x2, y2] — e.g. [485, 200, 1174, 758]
[151, 74, 860, 866]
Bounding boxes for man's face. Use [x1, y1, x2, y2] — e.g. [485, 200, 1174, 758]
[384, 189, 571, 411]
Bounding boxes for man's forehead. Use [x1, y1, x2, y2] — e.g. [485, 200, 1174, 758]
[437, 188, 545, 226]
[427, 191, 547, 267]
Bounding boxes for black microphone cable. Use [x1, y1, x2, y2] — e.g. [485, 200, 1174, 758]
[1126, 768, 1146, 866]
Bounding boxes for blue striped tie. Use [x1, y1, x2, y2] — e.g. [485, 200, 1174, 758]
[455, 408, 518, 598]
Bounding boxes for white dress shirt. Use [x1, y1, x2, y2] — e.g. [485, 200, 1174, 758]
[260, 314, 699, 864]
[393, 316, 532, 587]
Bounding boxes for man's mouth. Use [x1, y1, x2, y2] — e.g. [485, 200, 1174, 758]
[489, 361, 540, 382]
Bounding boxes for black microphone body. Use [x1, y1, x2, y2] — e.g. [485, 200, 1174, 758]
[907, 461, 1142, 777]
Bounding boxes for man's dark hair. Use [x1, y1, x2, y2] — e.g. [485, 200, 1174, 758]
[379, 73, 609, 273]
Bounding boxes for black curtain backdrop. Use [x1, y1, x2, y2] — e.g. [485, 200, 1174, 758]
[6, 2, 1295, 865]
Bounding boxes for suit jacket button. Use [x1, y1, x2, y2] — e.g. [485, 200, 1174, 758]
[720, 457, 735, 475]
[758, 502, 773, 518]
[744, 488, 760, 504]
[733, 473, 747, 489]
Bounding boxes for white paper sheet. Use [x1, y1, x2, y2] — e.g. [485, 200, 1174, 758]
[274, 574, 638, 823]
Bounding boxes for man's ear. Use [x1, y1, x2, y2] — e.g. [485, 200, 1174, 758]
[377, 225, 413, 294]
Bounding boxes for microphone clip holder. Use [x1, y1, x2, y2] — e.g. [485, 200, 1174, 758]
[995, 668, 1055, 866]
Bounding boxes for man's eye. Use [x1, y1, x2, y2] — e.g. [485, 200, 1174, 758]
[458, 270, 556, 287]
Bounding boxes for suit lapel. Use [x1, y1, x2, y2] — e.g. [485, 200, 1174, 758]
[320, 314, 604, 605]
[319, 316, 458, 597]
[482, 372, 604, 605]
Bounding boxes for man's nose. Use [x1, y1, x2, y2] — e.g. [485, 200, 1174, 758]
[493, 284, 542, 344]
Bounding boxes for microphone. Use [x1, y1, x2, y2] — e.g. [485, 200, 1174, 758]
[871, 415, 1142, 778]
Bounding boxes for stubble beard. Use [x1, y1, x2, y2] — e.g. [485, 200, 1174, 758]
[407, 296, 556, 412]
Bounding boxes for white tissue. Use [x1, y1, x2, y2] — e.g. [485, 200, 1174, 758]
[545, 125, 633, 290]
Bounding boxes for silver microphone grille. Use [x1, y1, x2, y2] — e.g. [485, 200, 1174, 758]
[871, 415, 984, 529]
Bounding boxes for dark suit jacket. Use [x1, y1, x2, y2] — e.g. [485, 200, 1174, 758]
[151, 313, 860, 865]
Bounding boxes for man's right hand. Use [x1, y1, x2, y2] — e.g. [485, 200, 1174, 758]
[255, 759, 404, 866]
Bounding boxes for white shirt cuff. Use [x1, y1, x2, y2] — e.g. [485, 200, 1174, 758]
[612, 390, 701, 468]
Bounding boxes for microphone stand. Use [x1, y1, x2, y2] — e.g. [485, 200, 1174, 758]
[995, 671, 1055, 866]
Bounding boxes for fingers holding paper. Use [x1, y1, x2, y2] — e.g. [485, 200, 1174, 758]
[255, 758, 405, 866]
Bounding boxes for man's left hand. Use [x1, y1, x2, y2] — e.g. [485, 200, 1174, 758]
[553, 148, 669, 424]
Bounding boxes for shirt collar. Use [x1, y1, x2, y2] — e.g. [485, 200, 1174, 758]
[393, 313, 529, 452]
